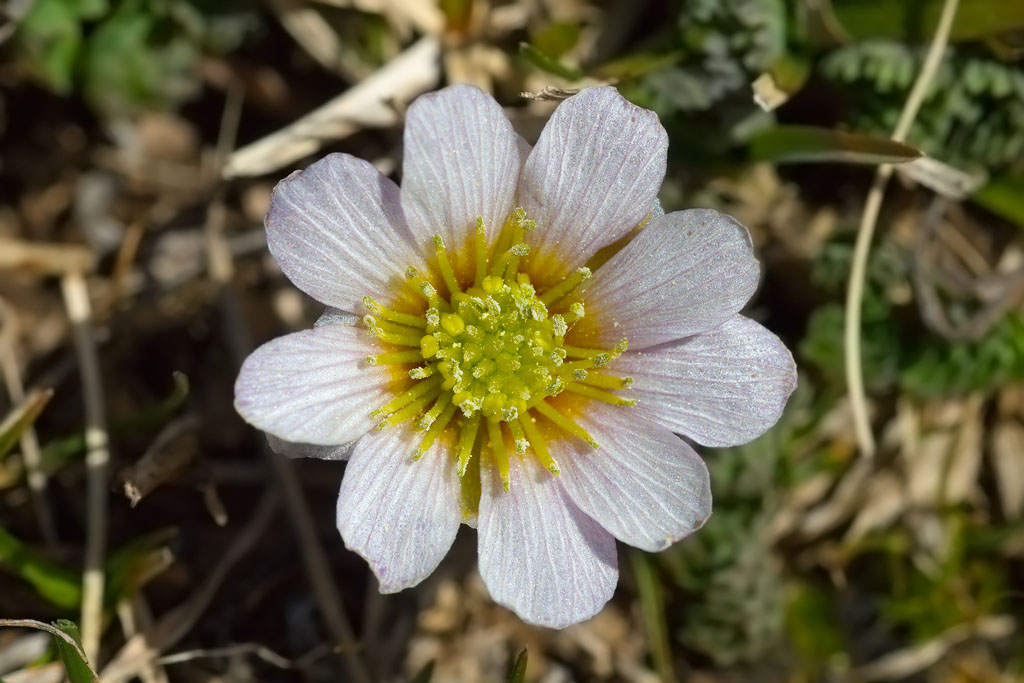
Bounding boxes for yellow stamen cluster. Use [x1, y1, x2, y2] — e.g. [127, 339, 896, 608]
[364, 209, 634, 491]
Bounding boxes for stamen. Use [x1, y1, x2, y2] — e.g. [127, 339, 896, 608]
[418, 392, 453, 431]
[490, 243, 530, 277]
[372, 374, 443, 417]
[580, 372, 632, 390]
[540, 267, 591, 306]
[565, 382, 636, 406]
[507, 418, 528, 454]
[409, 365, 437, 379]
[363, 296, 426, 328]
[364, 316, 423, 347]
[360, 208, 637, 493]
[564, 302, 585, 323]
[474, 217, 487, 287]
[563, 345, 609, 359]
[433, 234, 462, 296]
[456, 414, 482, 476]
[416, 403, 458, 457]
[533, 400, 599, 448]
[379, 385, 441, 429]
[518, 414, 560, 475]
[486, 418, 510, 491]
[366, 350, 424, 365]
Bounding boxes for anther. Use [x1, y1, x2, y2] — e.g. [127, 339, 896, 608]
[540, 267, 592, 306]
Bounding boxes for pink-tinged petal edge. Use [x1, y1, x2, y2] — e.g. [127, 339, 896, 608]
[553, 401, 712, 552]
[266, 153, 422, 313]
[234, 323, 392, 446]
[616, 315, 797, 447]
[478, 455, 618, 629]
[568, 208, 761, 350]
[337, 423, 462, 593]
[401, 84, 521, 278]
[519, 86, 668, 287]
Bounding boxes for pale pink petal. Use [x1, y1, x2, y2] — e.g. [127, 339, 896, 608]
[401, 84, 520, 275]
[266, 434, 354, 461]
[234, 323, 394, 445]
[266, 153, 422, 312]
[478, 455, 618, 628]
[519, 86, 667, 285]
[616, 315, 797, 447]
[569, 209, 760, 349]
[337, 423, 461, 592]
[552, 402, 711, 552]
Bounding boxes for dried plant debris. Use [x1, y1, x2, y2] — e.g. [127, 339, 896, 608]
[2, 0, 1024, 681]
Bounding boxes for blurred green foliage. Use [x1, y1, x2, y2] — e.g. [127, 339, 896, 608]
[15, 0, 260, 115]
[823, 43, 1024, 172]
[621, 0, 786, 115]
[801, 236, 1024, 398]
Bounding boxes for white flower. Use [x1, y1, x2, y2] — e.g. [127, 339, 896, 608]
[235, 84, 797, 628]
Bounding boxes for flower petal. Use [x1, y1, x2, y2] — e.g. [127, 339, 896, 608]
[266, 434, 354, 461]
[616, 315, 797, 447]
[401, 84, 520, 276]
[337, 423, 461, 592]
[234, 323, 395, 445]
[520, 86, 667, 287]
[266, 153, 422, 312]
[552, 401, 711, 552]
[569, 209, 760, 349]
[478, 455, 618, 628]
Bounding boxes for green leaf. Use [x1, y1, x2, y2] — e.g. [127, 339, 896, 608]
[0, 389, 53, 459]
[828, 0, 1024, 42]
[630, 550, 675, 683]
[52, 620, 96, 683]
[518, 42, 582, 81]
[749, 125, 923, 165]
[532, 22, 581, 59]
[973, 174, 1024, 230]
[0, 527, 82, 608]
[593, 52, 683, 81]
[0, 620, 97, 682]
[80, 0, 201, 116]
[506, 649, 528, 683]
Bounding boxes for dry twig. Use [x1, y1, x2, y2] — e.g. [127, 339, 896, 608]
[843, 0, 960, 457]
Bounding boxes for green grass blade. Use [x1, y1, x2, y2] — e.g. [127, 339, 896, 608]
[631, 550, 675, 683]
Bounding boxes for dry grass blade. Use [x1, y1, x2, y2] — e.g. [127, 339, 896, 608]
[0, 239, 95, 276]
[857, 615, 1015, 681]
[61, 272, 110, 666]
[0, 388, 53, 458]
[0, 300, 57, 543]
[223, 36, 440, 178]
[118, 414, 200, 507]
[155, 642, 293, 669]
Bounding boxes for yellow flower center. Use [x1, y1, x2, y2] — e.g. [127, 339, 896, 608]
[362, 208, 634, 497]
